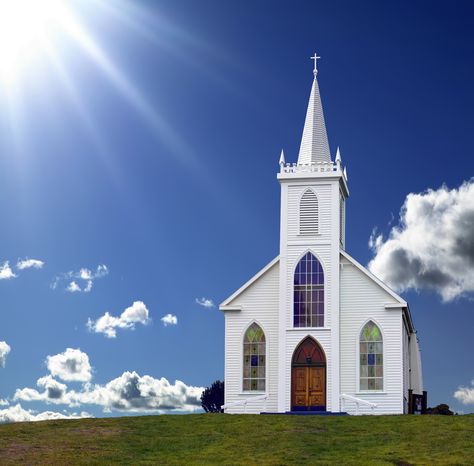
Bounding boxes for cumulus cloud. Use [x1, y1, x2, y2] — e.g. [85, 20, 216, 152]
[0, 403, 91, 424]
[161, 314, 177, 326]
[16, 258, 44, 270]
[87, 301, 150, 338]
[0, 261, 16, 280]
[454, 380, 474, 405]
[0, 399, 9, 406]
[14, 372, 204, 413]
[195, 297, 215, 308]
[52, 264, 109, 293]
[368, 180, 474, 302]
[46, 348, 92, 382]
[0, 341, 11, 368]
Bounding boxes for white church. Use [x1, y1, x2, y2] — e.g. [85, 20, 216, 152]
[220, 55, 425, 415]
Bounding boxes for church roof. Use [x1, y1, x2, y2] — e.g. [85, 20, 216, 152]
[297, 70, 331, 165]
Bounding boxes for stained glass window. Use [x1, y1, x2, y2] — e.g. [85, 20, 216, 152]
[360, 321, 383, 391]
[293, 252, 324, 327]
[243, 323, 265, 391]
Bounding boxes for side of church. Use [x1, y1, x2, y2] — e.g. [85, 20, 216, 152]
[220, 56, 424, 415]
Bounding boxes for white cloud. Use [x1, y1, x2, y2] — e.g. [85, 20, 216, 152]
[53, 264, 109, 293]
[87, 301, 150, 338]
[0, 403, 91, 424]
[0, 261, 16, 280]
[195, 297, 215, 308]
[0, 399, 9, 406]
[14, 371, 204, 414]
[454, 380, 474, 405]
[161, 314, 177, 326]
[368, 180, 474, 302]
[46, 348, 92, 382]
[16, 258, 44, 270]
[67, 281, 81, 293]
[0, 341, 11, 368]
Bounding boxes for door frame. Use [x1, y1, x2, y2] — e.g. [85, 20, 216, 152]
[291, 336, 327, 411]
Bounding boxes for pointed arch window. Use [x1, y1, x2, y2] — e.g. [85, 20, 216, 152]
[294, 252, 324, 327]
[299, 189, 319, 235]
[360, 321, 383, 391]
[243, 323, 265, 391]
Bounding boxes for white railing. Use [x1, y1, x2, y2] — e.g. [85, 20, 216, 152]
[280, 161, 339, 174]
[221, 393, 268, 414]
[340, 394, 377, 415]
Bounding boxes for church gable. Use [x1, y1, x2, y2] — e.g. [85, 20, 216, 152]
[340, 251, 406, 306]
[220, 257, 279, 310]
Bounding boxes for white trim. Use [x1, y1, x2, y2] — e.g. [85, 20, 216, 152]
[340, 250, 407, 306]
[220, 305, 242, 312]
[286, 327, 331, 331]
[384, 303, 404, 310]
[219, 256, 280, 308]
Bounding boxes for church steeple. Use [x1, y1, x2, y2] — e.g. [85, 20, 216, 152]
[297, 53, 331, 165]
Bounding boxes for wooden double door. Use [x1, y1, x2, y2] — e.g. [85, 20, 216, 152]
[291, 366, 326, 411]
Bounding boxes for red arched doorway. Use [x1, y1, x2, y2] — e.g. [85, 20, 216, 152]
[291, 337, 326, 411]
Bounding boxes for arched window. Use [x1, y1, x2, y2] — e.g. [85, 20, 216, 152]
[243, 323, 265, 391]
[360, 321, 383, 391]
[294, 252, 324, 327]
[299, 189, 319, 235]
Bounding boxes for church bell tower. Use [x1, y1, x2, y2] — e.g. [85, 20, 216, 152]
[276, 54, 349, 412]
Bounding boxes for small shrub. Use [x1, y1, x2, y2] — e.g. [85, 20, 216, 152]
[201, 380, 224, 413]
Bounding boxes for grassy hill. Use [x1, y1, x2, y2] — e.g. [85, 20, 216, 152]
[0, 413, 473, 465]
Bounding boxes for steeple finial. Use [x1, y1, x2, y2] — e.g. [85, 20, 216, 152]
[279, 149, 285, 166]
[310, 52, 321, 76]
[335, 146, 342, 163]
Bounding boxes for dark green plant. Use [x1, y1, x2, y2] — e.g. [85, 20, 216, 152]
[201, 380, 224, 413]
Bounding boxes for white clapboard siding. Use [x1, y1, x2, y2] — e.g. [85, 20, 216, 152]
[340, 257, 404, 415]
[224, 260, 279, 414]
[403, 324, 410, 412]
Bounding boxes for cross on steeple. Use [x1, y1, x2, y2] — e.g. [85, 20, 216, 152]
[311, 52, 321, 76]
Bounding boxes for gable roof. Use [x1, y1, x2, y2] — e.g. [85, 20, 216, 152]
[340, 250, 407, 306]
[219, 256, 279, 310]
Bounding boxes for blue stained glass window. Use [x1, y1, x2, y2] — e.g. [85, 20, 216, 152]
[359, 321, 383, 391]
[251, 355, 258, 366]
[293, 252, 324, 328]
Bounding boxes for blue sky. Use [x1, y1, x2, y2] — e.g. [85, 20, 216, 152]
[1, 0, 474, 420]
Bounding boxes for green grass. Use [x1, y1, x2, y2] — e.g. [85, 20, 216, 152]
[0, 414, 473, 465]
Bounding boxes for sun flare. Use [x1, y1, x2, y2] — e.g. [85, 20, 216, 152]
[0, 0, 76, 84]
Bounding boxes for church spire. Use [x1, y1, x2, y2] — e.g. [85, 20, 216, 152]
[297, 53, 331, 165]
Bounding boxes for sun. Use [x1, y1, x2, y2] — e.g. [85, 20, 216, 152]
[0, 0, 72, 85]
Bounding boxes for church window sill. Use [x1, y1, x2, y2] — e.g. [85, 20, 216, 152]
[287, 327, 331, 331]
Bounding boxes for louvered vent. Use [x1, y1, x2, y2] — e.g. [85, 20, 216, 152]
[300, 189, 319, 235]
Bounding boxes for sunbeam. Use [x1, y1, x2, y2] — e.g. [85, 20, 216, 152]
[0, 0, 197, 168]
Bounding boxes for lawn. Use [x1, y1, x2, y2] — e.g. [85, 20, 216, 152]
[0, 414, 473, 465]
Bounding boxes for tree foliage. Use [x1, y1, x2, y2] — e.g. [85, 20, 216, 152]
[201, 380, 224, 413]
[426, 403, 454, 415]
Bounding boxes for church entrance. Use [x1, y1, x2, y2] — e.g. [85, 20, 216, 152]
[291, 337, 326, 411]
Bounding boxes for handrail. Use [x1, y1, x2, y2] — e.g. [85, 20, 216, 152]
[221, 393, 268, 413]
[340, 394, 377, 415]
